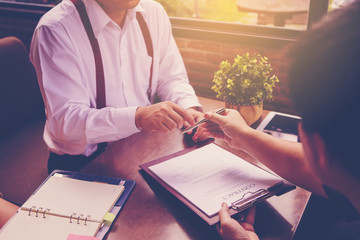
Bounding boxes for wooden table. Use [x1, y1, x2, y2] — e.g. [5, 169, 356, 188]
[82, 97, 311, 240]
[236, 0, 309, 27]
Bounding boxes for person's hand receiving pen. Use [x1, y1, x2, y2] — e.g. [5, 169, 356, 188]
[188, 107, 225, 142]
[193, 109, 253, 149]
[189, 108, 225, 142]
[183, 107, 204, 131]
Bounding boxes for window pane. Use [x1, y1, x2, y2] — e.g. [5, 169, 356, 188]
[329, 0, 355, 10]
[0, 0, 58, 5]
[156, 0, 310, 30]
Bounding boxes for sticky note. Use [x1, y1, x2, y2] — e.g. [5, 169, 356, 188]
[103, 212, 115, 225]
[66, 234, 99, 240]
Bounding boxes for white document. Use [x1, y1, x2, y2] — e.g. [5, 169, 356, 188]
[0, 210, 100, 240]
[149, 143, 282, 217]
[22, 177, 123, 222]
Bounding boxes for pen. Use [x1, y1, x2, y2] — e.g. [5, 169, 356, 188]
[181, 107, 226, 134]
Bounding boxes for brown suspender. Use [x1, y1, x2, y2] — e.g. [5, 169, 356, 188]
[136, 12, 154, 100]
[71, 0, 106, 108]
[70, 0, 154, 151]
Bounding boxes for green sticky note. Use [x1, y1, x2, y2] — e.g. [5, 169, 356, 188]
[103, 213, 115, 225]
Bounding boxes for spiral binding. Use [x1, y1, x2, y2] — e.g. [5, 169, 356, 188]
[43, 208, 50, 218]
[27, 206, 90, 225]
[35, 207, 43, 217]
[69, 213, 90, 225]
[70, 213, 76, 223]
[28, 206, 36, 216]
[28, 206, 51, 218]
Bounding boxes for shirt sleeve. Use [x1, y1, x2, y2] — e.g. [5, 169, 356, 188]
[30, 24, 140, 155]
[155, 6, 201, 110]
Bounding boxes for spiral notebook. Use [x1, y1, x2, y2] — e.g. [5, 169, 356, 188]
[0, 170, 135, 240]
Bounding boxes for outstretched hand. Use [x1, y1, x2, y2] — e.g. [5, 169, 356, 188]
[194, 109, 253, 149]
[135, 101, 196, 132]
[183, 107, 204, 130]
[217, 203, 259, 240]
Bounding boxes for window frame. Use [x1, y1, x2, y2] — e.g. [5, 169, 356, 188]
[0, 1, 52, 18]
[0, 0, 329, 47]
[171, 0, 329, 47]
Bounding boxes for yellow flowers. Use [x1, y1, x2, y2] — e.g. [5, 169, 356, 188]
[212, 53, 279, 106]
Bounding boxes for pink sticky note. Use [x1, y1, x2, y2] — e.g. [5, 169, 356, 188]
[66, 234, 100, 240]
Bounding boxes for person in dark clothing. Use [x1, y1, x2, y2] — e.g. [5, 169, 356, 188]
[195, 1, 360, 239]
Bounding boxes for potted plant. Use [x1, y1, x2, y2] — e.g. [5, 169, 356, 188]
[212, 53, 279, 125]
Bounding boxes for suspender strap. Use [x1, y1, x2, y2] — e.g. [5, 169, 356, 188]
[70, 0, 106, 109]
[136, 12, 154, 101]
[71, 0, 107, 151]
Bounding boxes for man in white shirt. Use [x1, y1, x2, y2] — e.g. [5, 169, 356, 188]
[30, 0, 203, 172]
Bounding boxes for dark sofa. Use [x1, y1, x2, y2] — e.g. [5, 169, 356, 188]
[0, 36, 49, 205]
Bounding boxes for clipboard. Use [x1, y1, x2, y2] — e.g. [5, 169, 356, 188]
[139, 143, 295, 225]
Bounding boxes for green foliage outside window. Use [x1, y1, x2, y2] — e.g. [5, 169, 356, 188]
[155, 0, 194, 18]
[155, 0, 253, 24]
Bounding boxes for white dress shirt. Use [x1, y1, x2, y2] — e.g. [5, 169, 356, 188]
[30, 0, 201, 156]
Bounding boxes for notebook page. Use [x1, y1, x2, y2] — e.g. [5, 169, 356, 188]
[22, 177, 124, 222]
[0, 210, 100, 240]
[149, 143, 282, 217]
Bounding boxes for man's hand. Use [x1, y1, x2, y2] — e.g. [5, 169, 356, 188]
[183, 107, 204, 130]
[135, 101, 196, 132]
[217, 203, 259, 240]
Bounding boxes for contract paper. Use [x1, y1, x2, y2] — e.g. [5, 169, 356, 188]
[149, 143, 282, 217]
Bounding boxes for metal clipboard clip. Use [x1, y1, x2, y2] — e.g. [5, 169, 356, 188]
[231, 181, 284, 212]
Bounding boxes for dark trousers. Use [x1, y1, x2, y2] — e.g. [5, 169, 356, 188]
[47, 148, 105, 174]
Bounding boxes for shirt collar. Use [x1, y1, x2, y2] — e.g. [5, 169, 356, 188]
[83, 0, 147, 38]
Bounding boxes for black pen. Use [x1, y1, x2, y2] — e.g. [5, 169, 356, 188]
[181, 107, 226, 134]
